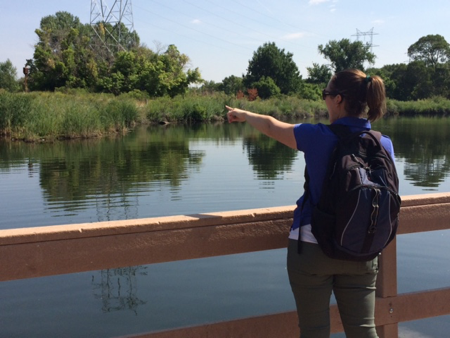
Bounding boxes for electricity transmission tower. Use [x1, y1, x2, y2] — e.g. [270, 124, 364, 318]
[90, 0, 136, 54]
[353, 28, 378, 52]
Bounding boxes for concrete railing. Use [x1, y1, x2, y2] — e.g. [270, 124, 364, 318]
[1, 193, 450, 338]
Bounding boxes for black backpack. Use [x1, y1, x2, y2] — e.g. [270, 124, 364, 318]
[302, 124, 401, 261]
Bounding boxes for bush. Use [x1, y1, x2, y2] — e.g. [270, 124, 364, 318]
[251, 76, 281, 99]
[145, 92, 229, 123]
[184, 103, 207, 122]
[118, 89, 150, 101]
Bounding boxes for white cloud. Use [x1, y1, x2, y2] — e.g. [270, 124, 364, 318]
[372, 19, 384, 25]
[191, 19, 201, 24]
[309, 0, 329, 5]
[281, 32, 309, 40]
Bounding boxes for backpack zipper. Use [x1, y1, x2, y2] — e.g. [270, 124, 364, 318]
[368, 188, 380, 234]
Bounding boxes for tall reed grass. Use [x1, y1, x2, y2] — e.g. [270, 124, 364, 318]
[0, 91, 139, 141]
[1, 90, 449, 142]
[386, 97, 450, 116]
[145, 92, 230, 122]
[144, 93, 328, 123]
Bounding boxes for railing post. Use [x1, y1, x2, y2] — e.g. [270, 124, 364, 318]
[376, 238, 398, 338]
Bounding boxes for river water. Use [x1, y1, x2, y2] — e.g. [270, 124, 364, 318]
[0, 116, 449, 337]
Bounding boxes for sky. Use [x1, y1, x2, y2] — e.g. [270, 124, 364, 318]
[1, 0, 449, 83]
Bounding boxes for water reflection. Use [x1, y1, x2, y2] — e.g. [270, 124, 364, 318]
[1, 117, 450, 337]
[0, 129, 206, 220]
[243, 132, 298, 180]
[375, 116, 450, 188]
[0, 116, 449, 226]
[92, 266, 147, 314]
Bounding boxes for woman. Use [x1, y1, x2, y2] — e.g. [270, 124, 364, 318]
[226, 69, 394, 338]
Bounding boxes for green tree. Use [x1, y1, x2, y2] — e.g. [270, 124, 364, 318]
[250, 76, 281, 99]
[157, 44, 202, 97]
[219, 75, 244, 95]
[406, 34, 450, 98]
[0, 59, 20, 92]
[376, 35, 450, 100]
[243, 42, 301, 96]
[29, 11, 98, 90]
[306, 63, 332, 85]
[386, 62, 433, 100]
[99, 45, 202, 97]
[407, 34, 450, 69]
[298, 82, 322, 101]
[199, 80, 221, 94]
[318, 39, 375, 72]
[137, 45, 202, 97]
[432, 63, 450, 98]
[105, 50, 139, 94]
[407, 62, 434, 99]
[29, 12, 200, 96]
[90, 21, 140, 60]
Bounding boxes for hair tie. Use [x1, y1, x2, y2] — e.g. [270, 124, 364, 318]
[365, 75, 372, 84]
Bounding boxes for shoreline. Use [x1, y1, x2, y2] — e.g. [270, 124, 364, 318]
[1, 91, 449, 142]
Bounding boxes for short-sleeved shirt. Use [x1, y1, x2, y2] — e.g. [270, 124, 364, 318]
[290, 117, 395, 242]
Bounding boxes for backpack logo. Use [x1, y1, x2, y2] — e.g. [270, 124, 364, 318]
[307, 124, 401, 261]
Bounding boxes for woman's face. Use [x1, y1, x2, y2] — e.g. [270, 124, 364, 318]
[323, 80, 344, 123]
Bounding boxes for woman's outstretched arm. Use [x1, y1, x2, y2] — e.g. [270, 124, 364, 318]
[226, 105, 297, 150]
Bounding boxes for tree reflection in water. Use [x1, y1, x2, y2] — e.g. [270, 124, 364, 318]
[374, 116, 450, 189]
[243, 132, 297, 180]
[0, 116, 448, 224]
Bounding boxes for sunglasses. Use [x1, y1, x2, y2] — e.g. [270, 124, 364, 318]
[322, 89, 342, 100]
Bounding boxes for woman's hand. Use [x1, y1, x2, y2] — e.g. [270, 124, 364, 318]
[226, 105, 247, 123]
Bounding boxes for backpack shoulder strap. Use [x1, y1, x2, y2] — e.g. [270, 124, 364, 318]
[327, 123, 352, 139]
[328, 124, 385, 152]
[303, 123, 348, 205]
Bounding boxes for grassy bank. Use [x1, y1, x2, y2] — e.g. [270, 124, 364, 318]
[1, 90, 449, 141]
[0, 91, 139, 141]
[144, 93, 328, 123]
[387, 97, 450, 115]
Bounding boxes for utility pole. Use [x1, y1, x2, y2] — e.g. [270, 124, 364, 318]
[23, 65, 30, 92]
[353, 28, 378, 52]
[90, 0, 136, 55]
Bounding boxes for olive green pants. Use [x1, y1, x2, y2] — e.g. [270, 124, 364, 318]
[287, 239, 379, 338]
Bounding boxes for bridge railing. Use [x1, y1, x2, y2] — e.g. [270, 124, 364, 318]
[1, 193, 450, 338]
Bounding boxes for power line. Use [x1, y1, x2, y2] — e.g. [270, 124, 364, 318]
[133, 3, 255, 53]
[227, 0, 328, 40]
[147, 0, 257, 46]
[202, 0, 315, 49]
[141, 0, 314, 53]
[133, 18, 249, 58]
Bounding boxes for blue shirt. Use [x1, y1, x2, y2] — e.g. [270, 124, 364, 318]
[291, 117, 395, 232]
